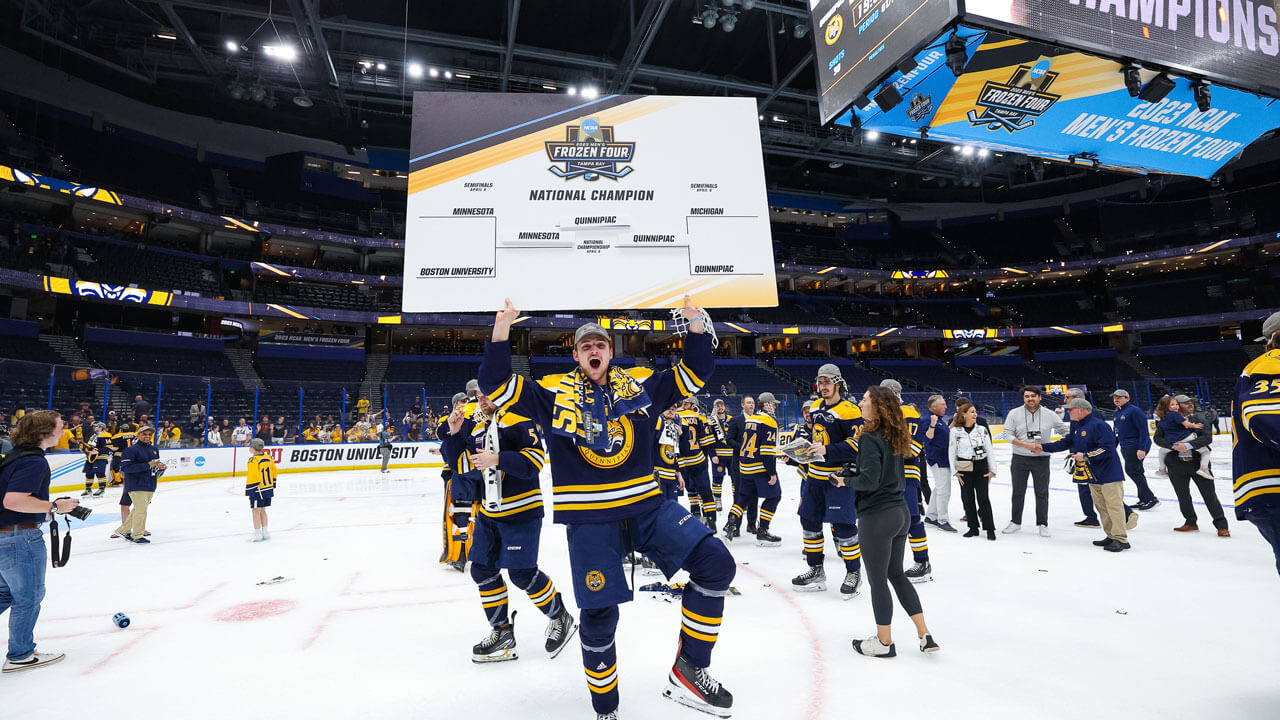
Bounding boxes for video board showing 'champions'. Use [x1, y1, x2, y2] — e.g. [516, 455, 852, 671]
[963, 0, 1280, 97]
[811, 0, 956, 124]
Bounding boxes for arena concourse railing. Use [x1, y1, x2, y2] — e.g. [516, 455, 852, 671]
[2, 357, 1236, 451]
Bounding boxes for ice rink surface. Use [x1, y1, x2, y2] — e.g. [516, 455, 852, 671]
[4, 443, 1277, 719]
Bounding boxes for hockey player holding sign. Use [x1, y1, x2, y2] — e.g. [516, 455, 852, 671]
[480, 296, 736, 719]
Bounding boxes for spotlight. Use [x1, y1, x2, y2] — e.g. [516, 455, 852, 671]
[1192, 79, 1211, 112]
[582, 86, 599, 99]
[793, 22, 809, 38]
[720, 12, 737, 31]
[741, 0, 755, 8]
[376, 62, 387, 71]
[945, 34, 967, 76]
[977, 148, 989, 158]
[225, 39, 238, 53]
[1122, 64, 1142, 97]
[722, 0, 738, 6]
[568, 86, 577, 95]
[407, 63, 423, 79]
[918, 125, 930, 140]
[961, 145, 975, 156]
[701, 8, 719, 28]
[828, 161, 844, 169]
[866, 130, 880, 141]
[444, 70, 453, 79]
[250, 85, 266, 102]
[428, 67, 440, 78]
[1138, 72, 1175, 103]
[873, 84, 902, 113]
[229, 83, 245, 100]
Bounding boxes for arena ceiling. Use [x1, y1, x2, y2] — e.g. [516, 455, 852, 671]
[2, 0, 1275, 204]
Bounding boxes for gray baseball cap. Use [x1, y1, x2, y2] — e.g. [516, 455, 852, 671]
[249, 438, 265, 450]
[816, 363, 843, 382]
[1173, 394, 1194, 404]
[465, 379, 479, 396]
[451, 392, 467, 405]
[1066, 387, 1084, 398]
[879, 379, 903, 397]
[1112, 389, 1130, 398]
[1064, 398, 1092, 411]
[1256, 311, 1280, 342]
[757, 392, 778, 405]
[573, 322, 609, 346]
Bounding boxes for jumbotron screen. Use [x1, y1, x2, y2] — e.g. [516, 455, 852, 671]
[811, 0, 957, 124]
[963, 0, 1280, 97]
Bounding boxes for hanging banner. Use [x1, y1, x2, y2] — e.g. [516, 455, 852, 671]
[403, 94, 777, 312]
[838, 30, 1280, 178]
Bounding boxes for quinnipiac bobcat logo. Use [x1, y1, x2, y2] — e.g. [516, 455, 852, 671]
[967, 60, 1060, 132]
[545, 118, 635, 181]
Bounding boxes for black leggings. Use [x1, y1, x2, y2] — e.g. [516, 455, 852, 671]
[859, 503, 923, 626]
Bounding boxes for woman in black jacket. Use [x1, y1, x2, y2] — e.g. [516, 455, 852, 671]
[848, 385, 939, 658]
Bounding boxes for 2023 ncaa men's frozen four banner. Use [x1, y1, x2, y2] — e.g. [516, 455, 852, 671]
[836, 30, 1280, 177]
[403, 94, 777, 312]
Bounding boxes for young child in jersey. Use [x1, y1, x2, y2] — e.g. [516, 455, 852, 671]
[1154, 395, 1212, 479]
[246, 438, 278, 541]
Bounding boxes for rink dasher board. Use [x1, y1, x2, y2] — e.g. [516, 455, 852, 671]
[44, 441, 446, 493]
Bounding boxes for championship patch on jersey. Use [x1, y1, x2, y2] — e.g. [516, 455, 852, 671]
[585, 571, 606, 591]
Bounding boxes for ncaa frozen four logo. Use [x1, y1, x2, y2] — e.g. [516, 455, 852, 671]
[545, 118, 635, 181]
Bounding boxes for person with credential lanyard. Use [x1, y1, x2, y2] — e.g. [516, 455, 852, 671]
[0, 410, 81, 672]
[1002, 386, 1071, 538]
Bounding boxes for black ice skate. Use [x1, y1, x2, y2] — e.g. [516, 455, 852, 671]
[791, 565, 827, 592]
[755, 528, 781, 547]
[92, 487, 105, 497]
[720, 517, 739, 542]
[472, 614, 517, 663]
[663, 653, 733, 717]
[839, 570, 862, 600]
[544, 607, 577, 658]
[80, 489, 92, 497]
[905, 561, 933, 584]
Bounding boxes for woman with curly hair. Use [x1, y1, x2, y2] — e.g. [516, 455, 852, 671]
[848, 385, 939, 658]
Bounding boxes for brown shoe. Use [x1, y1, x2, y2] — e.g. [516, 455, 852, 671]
[1217, 529, 1231, 537]
[1173, 524, 1199, 532]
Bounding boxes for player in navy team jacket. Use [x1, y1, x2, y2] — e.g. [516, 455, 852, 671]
[439, 390, 575, 663]
[1032, 400, 1130, 551]
[480, 296, 735, 720]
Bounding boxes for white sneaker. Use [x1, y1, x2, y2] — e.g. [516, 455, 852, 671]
[1196, 464, 1214, 480]
[1038, 525, 1051, 538]
[1002, 522, 1021, 534]
[852, 634, 896, 658]
[249, 529, 266, 543]
[262, 528, 270, 541]
[3, 652, 65, 673]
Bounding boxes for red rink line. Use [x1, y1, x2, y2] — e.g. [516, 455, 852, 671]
[301, 597, 466, 650]
[42, 582, 229, 622]
[733, 562, 826, 720]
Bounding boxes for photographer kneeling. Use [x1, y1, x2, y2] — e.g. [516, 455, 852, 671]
[0, 410, 80, 672]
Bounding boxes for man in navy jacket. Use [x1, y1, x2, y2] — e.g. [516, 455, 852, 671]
[1031, 399, 1131, 552]
[113, 426, 165, 544]
[1111, 389, 1157, 510]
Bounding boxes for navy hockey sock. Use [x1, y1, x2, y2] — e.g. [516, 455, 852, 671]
[471, 564, 510, 626]
[580, 606, 620, 714]
[908, 516, 929, 563]
[509, 567, 563, 618]
[758, 497, 780, 532]
[833, 522, 862, 573]
[678, 536, 735, 667]
[801, 517, 825, 565]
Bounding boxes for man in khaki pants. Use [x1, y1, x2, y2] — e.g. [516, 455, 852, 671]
[1029, 399, 1132, 552]
[114, 426, 165, 544]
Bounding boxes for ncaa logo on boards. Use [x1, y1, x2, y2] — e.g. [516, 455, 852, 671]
[586, 571, 606, 591]
[194, 456, 206, 467]
[824, 14, 843, 45]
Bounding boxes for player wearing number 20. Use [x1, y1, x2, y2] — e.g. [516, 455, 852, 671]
[480, 296, 736, 719]
[438, 390, 576, 664]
